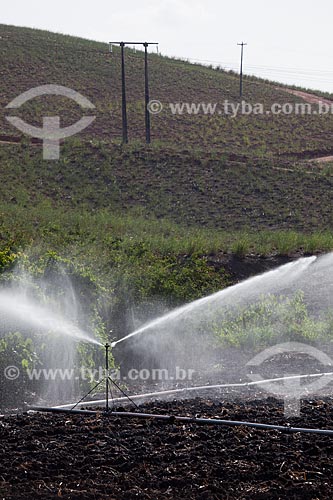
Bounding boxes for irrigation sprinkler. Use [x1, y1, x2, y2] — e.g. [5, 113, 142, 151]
[70, 343, 138, 413]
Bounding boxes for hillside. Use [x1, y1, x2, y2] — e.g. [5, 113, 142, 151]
[1, 141, 333, 234]
[1, 24, 333, 158]
[1, 22, 333, 500]
[0, 24, 332, 239]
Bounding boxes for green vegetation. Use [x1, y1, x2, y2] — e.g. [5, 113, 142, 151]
[1, 203, 333, 261]
[215, 292, 333, 349]
[1, 141, 333, 234]
[0, 251, 112, 406]
[0, 332, 40, 405]
[0, 246, 18, 271]
[0, 23, 333, 396]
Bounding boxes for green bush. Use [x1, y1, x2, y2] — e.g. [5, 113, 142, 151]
[0, 247, 18, 272]
[114, 244, 229, 304]
[0, 252, 113, 408]
[0, 332, 40, 408]
[215, 291, 332, 349]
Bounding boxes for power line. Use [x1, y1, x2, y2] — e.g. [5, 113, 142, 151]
[3, 33, 333, 80]
[164, 53, 333, 79]
[2, 32, 333, 92]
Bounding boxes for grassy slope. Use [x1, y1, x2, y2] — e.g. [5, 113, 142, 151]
[1, 24, 333, 157]
[0, 24, 332, 259]
[1, 141, 333, 234]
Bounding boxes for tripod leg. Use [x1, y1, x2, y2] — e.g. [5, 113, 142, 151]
[107, 376, 139, 409]
[71, 377, 106, 411]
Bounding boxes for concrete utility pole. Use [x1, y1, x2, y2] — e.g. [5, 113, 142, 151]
[143, 43, 151, 144]
[237, 42, 247, 97]
[109, 41, 158, 144]
[120, 42, 128, 144]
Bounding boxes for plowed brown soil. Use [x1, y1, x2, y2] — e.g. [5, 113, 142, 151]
[1, 398, 333, 499]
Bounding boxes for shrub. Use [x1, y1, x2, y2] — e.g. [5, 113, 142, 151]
[215, 291, 331, 350]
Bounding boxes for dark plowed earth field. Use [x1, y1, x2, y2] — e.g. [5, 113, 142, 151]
[1, 398, 333, 499]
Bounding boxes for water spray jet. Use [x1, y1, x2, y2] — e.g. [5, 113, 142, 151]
[10, 253, 333, 438]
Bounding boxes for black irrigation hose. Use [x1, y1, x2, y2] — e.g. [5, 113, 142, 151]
[29, 406, 333, 436]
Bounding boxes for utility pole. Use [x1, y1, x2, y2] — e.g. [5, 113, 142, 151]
[105, 343, 110, 412]
[237, 42, 247, 98]
[109, 41, 158, 144]
[143, 43, 150, 144]
[120, 42, 128, 144]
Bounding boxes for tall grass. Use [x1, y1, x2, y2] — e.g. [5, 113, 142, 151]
[1, 203, 333, 259]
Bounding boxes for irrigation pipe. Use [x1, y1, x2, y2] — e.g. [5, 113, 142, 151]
[28, 406, 333, 436]
[26, 371, 333, 437]
[54, 371, 333, 409]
